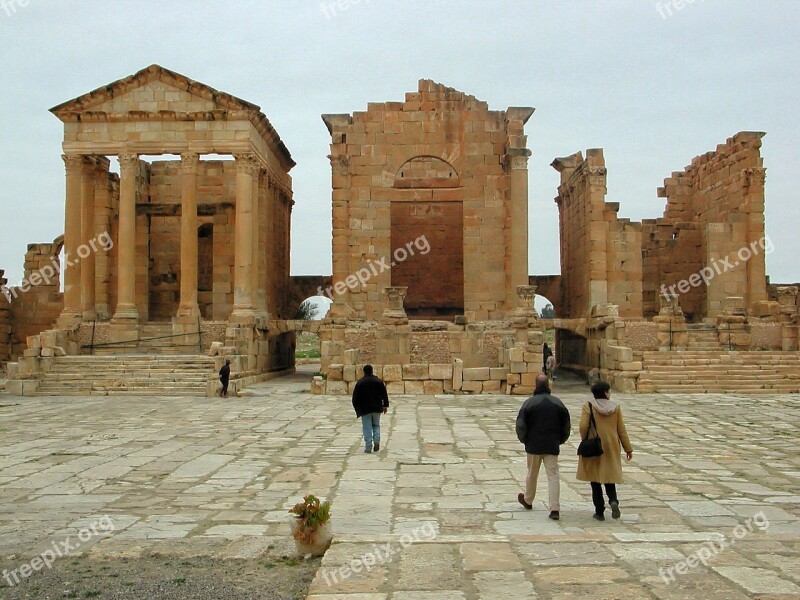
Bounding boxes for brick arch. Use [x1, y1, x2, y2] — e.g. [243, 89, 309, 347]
[394, 155, 460, 188]
[288, 276, 332, 316]
[530, 275, 563, 318]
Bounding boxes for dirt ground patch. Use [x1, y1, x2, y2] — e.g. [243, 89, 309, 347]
[0, 555, 319, 600]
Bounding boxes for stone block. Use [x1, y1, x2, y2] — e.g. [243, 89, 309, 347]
[423, 380, 444, 395]
[208, 341, 223, 356]
[461, 381, 483, 393]
[521, 372, 537, 387]
[386, 381, 405, 395]
[463, 367, 490, 381]
[328, 364, 344, 381]
[405, 380, 425, 395]
[508, 347, 524, 362]
[452, 359, 463, 391]
[383, 364, 402, 382]
[343, 365, 357, 382]
[326, 380, 348, 395]
[40, 347, 54, 358]
[490, 367, 507, 380]
[511, 385, 534, 396]
[5, 379, 38, 395]
[619, 361, 642, 371]
[482, 380, 501, 392]
[429, 363, 453, 380]
[509, 362, 527, 374]
[403, 364, 428, 380]
[507, 373, 520, 385]
[23, 348, 40, 358]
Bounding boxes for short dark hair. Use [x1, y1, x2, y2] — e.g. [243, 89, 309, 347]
[363, 364, 373, 375]
[591, 381, 610, 398]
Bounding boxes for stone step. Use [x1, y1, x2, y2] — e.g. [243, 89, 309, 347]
[34, 353, 216, 397]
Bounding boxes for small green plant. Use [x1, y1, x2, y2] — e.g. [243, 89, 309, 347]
[288, 494, 331, 544]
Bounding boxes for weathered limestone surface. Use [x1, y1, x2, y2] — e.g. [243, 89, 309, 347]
[1, 372, 798, 598]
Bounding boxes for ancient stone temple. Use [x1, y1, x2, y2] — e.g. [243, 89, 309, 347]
[314, 80, 546, 395]
[3, 65, 300, 395]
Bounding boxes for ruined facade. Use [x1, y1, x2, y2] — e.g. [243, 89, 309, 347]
[3, 65, 300, 393]
[2, 68, 798, 396]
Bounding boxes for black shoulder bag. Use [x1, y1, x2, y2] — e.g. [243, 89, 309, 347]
[577, 403, 604, 457]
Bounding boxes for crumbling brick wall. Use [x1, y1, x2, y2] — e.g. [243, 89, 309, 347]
[324, 80, 533, 322]
[642, 131, 768, 319]
[552, 149, 643, 319]
[8, 242, 64, 358]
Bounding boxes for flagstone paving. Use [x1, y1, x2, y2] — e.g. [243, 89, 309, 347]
[0, 370, 798, 598]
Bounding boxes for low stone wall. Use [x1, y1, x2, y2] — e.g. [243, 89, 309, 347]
[322, 361, 510, 395]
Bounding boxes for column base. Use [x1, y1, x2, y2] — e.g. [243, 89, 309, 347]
[112, 304, 139, 323]
[230, 307, 256, 326]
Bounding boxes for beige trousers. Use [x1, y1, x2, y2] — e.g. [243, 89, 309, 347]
[524, 453, 560, 511]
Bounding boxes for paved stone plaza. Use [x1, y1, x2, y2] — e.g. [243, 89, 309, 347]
[1, 369, 798, 599]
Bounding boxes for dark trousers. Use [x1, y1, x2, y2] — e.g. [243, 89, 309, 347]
[590, 482, 617, 514]
[220, 379, 229, 396]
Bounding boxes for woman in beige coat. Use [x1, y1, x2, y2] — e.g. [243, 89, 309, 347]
[576, 381, 633, 520]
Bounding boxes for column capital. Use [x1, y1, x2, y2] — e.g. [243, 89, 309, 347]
[503, 150, 531, 172]
[62, 154, 85, 173]
[118, 153, 139, 170]
[233, 152, 259, 174]
[180, 152, 201, 173]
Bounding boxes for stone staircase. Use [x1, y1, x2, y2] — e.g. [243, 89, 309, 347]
[35, 354, 216, 396]
[638, 351, 800, 394]
[88, 323, 203, 355]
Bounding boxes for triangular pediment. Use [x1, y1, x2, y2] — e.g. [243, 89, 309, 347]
[50, 64, 260, 117]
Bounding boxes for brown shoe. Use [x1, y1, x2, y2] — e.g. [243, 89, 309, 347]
[517, 493, 532, 510]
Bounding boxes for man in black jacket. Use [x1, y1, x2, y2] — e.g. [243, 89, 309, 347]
[351, 365, 389, 453]
[515, 374, 571, 520]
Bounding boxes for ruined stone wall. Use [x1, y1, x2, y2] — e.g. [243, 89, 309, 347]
[324, 80, 533, 322]
[552, 149, 643, 319]
[642, 132, 768, 319]
[8, 242, 64, 357]
[266, 180, 293, 320]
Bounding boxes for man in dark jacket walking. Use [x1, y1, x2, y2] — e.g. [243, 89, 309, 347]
[351, 365, 389, 453]
[515, 373, 571, 520]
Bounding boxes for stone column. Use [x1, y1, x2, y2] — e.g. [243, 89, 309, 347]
[176, 152, 200, 319]
[58, 154, 84, 326]
[231, 153, 257, 320]
[251, 166, 266, 318]
[507, 151, 531, 309]
[80, 158, 97, 320]
[112, 153, 139, 321]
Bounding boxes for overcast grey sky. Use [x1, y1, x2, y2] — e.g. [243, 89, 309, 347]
[1, 0, 798, 302]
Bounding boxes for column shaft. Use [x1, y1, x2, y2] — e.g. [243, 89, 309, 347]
[59, 154, 84, 325]
[80, 158, 96, 320]
[508, 154, 530, 308]
[232, 153, 256, 317]
[177, 153, 200, 319]
[113, 153, 139, 321]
